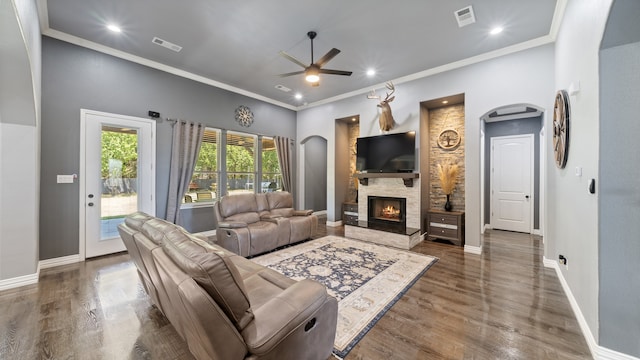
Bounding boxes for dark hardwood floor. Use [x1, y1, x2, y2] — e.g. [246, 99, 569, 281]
[0, 221, 592, 359]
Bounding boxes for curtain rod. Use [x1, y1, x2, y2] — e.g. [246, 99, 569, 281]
[164, 118, 294, 142]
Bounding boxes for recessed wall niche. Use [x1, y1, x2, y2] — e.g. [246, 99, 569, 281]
[429, 105, 465, 209]
[420, 94, 465, 230]
[347, 120, 360, 202]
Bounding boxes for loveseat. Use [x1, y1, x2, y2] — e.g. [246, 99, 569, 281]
[118, 212, 338, 360]
[214, 192, 318, 257]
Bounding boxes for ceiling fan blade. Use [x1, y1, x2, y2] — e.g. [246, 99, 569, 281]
[316, 48, 341, 67]
[278, 51, 308, 69]
[278, 70, 305, 77]
[319, 68, 353, 76]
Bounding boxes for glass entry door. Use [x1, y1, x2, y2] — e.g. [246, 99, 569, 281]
[81, 110, 155, 258]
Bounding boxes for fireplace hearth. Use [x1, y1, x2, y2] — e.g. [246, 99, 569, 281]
[368, 196, 406, 229]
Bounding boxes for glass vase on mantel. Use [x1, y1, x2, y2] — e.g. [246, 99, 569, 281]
[444, 194, 453, 211]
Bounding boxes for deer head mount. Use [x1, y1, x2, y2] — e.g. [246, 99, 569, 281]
[368, 82, 396, 132]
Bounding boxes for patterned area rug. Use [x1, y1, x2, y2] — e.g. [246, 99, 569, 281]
[252, 235, 438, 358]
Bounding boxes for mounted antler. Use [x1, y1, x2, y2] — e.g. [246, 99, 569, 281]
[368, 82, 396, 132]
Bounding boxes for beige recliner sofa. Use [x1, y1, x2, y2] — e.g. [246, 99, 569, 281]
[214, 191, 318, 257]
[118, 212, 338, 360]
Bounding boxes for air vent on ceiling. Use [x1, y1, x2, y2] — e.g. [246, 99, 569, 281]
[275, 84, 292, 92]
[454, 5, 476, 27]
[152, 37, 182, 52]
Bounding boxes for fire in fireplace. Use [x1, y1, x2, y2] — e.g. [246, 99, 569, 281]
[368, 196, 406, 228]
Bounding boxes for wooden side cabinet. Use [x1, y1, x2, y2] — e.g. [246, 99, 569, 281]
[426, 209, 465, 246]
[343, 202, 358, 226]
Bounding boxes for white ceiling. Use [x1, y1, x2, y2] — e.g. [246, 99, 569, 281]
[37, 0, 562, 110]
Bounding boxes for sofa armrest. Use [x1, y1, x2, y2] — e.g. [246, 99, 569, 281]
[260, 214, 282, 223]
[293, 209, 313, 216]
[241, 279, 329, 355]
[218, 221, 248, 229]
[216, 227, 250, 256]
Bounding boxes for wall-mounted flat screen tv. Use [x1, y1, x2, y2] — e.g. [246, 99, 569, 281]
[356, 131, 416, 173]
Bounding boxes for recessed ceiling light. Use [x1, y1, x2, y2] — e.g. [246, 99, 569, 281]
[442, 100, 449, 104]
[366, 68, 376, 77]
[351, 117, 356, 122]
[107, 24, 122, 33]
[490, 27, 503, 35]
[294, 93, 303, 100]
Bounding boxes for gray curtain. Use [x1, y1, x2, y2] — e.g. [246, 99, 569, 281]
[274, 136, 293, 192]
[165, 120, 204, 223]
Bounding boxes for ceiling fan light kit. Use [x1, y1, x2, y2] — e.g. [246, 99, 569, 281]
[279, 31, 352, 86]
[305, 65, 320, 83]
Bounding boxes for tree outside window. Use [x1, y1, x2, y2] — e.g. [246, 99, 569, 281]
[226, 132, 255, 194]
[262, 137, 282, 192]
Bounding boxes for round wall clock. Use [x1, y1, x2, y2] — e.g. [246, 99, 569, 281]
[235, 105, 254, 127]
[553, 90, 570, 168]
[437, 129, 461, 150]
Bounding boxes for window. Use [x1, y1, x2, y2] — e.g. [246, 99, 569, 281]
[187, 129, 219, 204]
[184, 129, 284, 205]
[261, 137, 282, 193]
[226, 132, 256, 195]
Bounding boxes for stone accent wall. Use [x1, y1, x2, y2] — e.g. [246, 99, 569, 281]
[429, 105, 465, 211]
[357, 177, 421, 229]
[347, 122, 359, 202]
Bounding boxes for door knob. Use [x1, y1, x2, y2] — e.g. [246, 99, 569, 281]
[88, 202, 94, 207]
[88, 194, 94, 198]
[525, 195, 530, 199]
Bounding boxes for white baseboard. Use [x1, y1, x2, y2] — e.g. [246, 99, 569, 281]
[0, 271, 39, 291]
[546, 260, 598, 357]
[326, 220, 342, 227]
[597, 346, 640, 360]
[544, 257, 638, 360]
[464, 245, 482, 254]
[39, 254, 81, 269]
[542, 256, 556, 268]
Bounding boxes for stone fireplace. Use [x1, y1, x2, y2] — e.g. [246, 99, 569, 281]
[345, 175, 422, 250]
[368, 196, 406, 229]
[357, 176, 421, 229]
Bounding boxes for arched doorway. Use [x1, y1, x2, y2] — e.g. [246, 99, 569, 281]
[480, 104, 545, 235]
[300, 136, 327, 212]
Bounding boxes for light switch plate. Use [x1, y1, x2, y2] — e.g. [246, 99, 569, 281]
[57, 175, 75, 183]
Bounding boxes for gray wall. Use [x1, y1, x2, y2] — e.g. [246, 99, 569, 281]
[599, 16, 640, 357]
[484, 116, 542, 230]
[303, 136, 327, 211]
[41, 37, 296, 260]
[549, 0, 611, 340]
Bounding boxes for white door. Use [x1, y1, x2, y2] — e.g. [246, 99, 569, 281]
[491, 134, 533, 233]
[81, 110, 155, 259]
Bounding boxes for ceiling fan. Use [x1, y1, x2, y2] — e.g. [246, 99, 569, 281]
[279, 31, 352, 86]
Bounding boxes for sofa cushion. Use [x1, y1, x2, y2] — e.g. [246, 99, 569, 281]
[266, 192, 294, 217]
[124, 212, 153, 231]
[255, 194, 271, 218]
[162, 229, 254, 330]
[140, 218, 177, 245]
[225, 212, 261, 224]
[219, 193, 259, 218]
